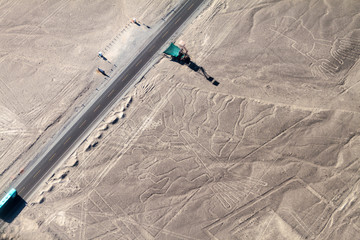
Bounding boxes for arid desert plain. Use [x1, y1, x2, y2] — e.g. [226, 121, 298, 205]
[1, 0, 360, 239]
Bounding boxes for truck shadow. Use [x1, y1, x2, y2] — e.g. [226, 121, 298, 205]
[0, 195, 27, 223]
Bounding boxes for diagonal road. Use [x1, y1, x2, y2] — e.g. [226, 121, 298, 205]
[15, 0, 205, 200]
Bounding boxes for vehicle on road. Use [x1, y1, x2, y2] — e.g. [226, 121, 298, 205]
[0, 188, 17, 213]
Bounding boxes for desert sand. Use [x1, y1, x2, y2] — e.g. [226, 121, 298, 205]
[0, 0, 179, 190]
[1, 0, 360, 239]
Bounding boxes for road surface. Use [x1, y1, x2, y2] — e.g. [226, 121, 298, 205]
[14, 0, 205, 201]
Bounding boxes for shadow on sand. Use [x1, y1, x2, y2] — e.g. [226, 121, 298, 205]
[170, 56, 219, 86]
[0, 195, 27, 223]
[133, 21, 151, 29]
[97, 68, 110, 78]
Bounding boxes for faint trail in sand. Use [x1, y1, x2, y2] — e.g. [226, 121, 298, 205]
[80, 200, 86, 240]
[66, 83, 178, 190]
[180, 129, 219, 172]
[0, 0, 71, 68]
[228, 112, 311, 183]
[52, 80, 185, 239]
[279, 207, 314, 238]
[94, 189, 152, 239]
[0, 0, 72, 127]
[87, 191, 129, 239]
[256, 210, 276, 240]
[25, 71, 82, 128]
[13, 0, 71, 48]
[0, 0, 20, 21]
[92, 84, 180, 188]
[62, 79, 179, 194]
[191, 84, 360, 115]
[198, 0, 264, 62]
[0, 76, 25, 113]
[153, 188, 200, 239]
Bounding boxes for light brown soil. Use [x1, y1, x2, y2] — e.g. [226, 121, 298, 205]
[2, 0, 360, 239]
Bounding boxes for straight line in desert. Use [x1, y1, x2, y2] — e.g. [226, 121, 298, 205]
[89, 85, 179, 189]
[13, 0, 205, 205]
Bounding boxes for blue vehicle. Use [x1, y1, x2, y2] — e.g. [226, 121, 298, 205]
[0, 188, 17, 211]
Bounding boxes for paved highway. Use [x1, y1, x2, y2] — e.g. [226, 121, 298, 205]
[15, 0, 204, 200]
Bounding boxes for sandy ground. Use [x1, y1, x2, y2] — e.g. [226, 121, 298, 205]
[0, 0, 178, 189]
[2, 0, 360, 239]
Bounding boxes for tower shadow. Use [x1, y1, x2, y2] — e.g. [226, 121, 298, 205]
[170, 56, 219, 86]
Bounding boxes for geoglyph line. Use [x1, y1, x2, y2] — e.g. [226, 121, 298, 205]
[89, 83, 181, 189]
[198, 0, 264, 62]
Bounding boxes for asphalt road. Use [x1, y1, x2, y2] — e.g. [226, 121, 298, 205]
[15, 0, 204, 200]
